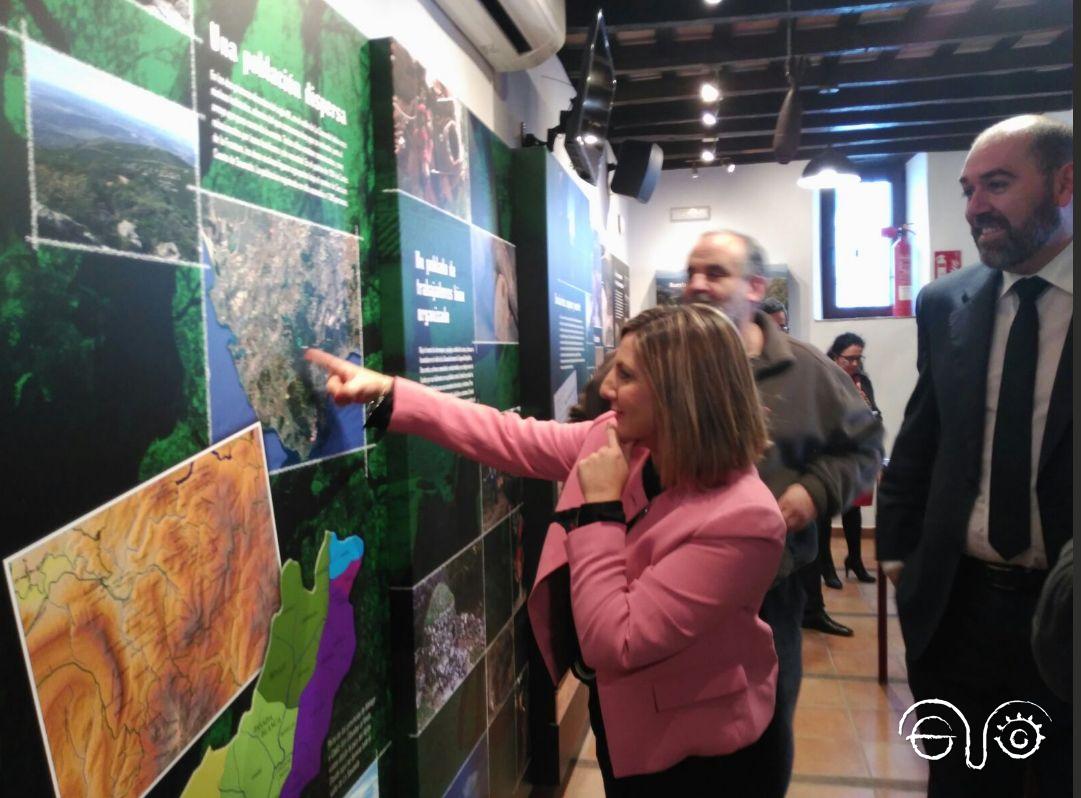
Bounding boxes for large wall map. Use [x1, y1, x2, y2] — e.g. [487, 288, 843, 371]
[4, 425, 281, 798]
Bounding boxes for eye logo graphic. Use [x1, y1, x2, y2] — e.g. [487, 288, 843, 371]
[899, 700, 1050, 768]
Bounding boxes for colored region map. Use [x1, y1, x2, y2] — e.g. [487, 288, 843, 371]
[183, 531, 365, 798]
[4, 426, 280, 798]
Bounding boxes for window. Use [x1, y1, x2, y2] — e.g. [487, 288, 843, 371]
[819, 162, 907, 319]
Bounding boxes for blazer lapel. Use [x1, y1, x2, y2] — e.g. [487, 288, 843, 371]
[1039, 319, 1072, 474]
[947, 268, 1002, 484]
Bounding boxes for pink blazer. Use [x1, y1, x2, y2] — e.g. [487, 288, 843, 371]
[389, 378, 785, 778]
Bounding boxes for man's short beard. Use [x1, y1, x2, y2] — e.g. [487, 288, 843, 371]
[684, 291, 751, 327]
[974, 183, 1062, 271]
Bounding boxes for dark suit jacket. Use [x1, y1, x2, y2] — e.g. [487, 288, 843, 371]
[876, 264, 1073, 661]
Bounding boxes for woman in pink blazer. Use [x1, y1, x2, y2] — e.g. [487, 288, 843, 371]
[307, 304, 786, 795]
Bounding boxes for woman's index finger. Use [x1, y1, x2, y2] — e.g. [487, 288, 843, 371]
[303, 347, 351, 375]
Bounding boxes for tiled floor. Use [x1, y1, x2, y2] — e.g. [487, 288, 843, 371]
[562, 537, 929, 797]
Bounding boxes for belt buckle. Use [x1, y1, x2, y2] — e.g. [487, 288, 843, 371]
[978, 560, 1041, 593]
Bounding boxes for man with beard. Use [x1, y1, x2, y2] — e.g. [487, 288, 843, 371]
[877, 115, 1072, 796]
[683, 230, 883, 796]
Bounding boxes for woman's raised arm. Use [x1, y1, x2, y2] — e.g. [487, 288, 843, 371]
[305, 348, 592, 483]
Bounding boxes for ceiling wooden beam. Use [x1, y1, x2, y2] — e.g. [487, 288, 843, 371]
[562, 1, 1071, 76]
[609, 37, 1071, 105]
[608, 70, 1072, 128]
[657, 118, 998, 158]
[568, 0, 941, 32]
[610, 94, 1072, 141]
[660, 133, 983, 168]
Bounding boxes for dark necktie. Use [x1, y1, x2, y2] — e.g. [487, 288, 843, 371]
[988, 276, 1049, 560]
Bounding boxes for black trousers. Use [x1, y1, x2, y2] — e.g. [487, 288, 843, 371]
[905, 560, 1073, 797]
[586, 675, 786, 797]
[802, 514, 832, 614]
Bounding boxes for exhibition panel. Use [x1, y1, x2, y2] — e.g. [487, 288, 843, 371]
[0, 3, 622, 795]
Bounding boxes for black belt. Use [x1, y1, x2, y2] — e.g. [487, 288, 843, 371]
[959, 556, 1048, 594]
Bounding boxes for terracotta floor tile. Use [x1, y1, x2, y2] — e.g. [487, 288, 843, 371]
[788, 782, 876, 798]
[862, 740, 931, 781]
[889, 654, 909, 681]
[844, 680, 915, 712]
[850, 708, 907, 743]
[800, 676, 847, 707]
[802, 641, 838, 675]
[831, 650, 881, 678]
[825, 593, 877, 614]
[793, 705, 858, 740]
[562, 760, 605, 797]
[802, 633, 831, 655]
[793, 735, 871, 778]
[578, 730, 597, 763]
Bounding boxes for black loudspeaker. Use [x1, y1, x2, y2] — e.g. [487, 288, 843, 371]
[611, 140, 663, 203]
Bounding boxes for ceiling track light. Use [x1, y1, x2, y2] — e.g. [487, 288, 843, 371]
[701, 109, 718, 127]
[704, 0, 724, 6]
[797, 146, 861, 189]
[699, 70, 722, 104]
[700, 147, 716, 164]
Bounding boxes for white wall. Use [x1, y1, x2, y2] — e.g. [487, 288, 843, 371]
[622, 154, 958, 527]
[624, 160, 816, 332]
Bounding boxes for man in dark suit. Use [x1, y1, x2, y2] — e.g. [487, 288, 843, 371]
[877, 115, 1072, 797]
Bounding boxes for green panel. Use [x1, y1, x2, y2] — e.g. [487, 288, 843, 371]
[194, 0, 370, 234]
[413, 660, 486, 798]
[7, 0, 191, 104]
[483, 516, 514, 644]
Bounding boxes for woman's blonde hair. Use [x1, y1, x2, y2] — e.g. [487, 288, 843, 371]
[621, 303, 768, 490]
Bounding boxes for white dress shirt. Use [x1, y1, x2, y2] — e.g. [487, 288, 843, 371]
[964, 240, 1073, 568]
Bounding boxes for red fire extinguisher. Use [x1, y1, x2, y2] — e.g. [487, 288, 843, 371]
[882, 224, 914, 317]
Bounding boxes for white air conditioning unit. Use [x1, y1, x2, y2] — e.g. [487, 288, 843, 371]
[430, 0, 566, 72]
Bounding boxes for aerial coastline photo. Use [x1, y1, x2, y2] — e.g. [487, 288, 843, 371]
[200, 192, 365, 468]
[27, 41, 198, 262]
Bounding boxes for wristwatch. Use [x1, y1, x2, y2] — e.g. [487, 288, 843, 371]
[557, 501, 626, 533]
[364, 383, 395, 435]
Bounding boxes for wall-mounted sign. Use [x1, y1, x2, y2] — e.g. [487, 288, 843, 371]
[934, 250, 962, 279]
[669, 205, 710, 222]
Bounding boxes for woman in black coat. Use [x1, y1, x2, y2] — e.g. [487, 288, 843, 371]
[822, 333, 881, 585]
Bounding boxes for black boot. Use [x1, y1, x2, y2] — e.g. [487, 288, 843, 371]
[822, 561, 842, 590]
[845, 555, 876, 584]
[842, 507, 875, 583]
[818, 515, 842, 589]
[801, 610, 853, 637]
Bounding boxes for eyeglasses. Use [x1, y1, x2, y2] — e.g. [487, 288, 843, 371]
[837, 355, 865, 365]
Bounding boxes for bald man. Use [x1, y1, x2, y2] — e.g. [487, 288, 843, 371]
[878, 115, 1073, 796]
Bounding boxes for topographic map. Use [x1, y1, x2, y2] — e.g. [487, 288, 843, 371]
[4, 425, 280, 798]
[183, 531, 366, 798]
[201, 193, 363, 462]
